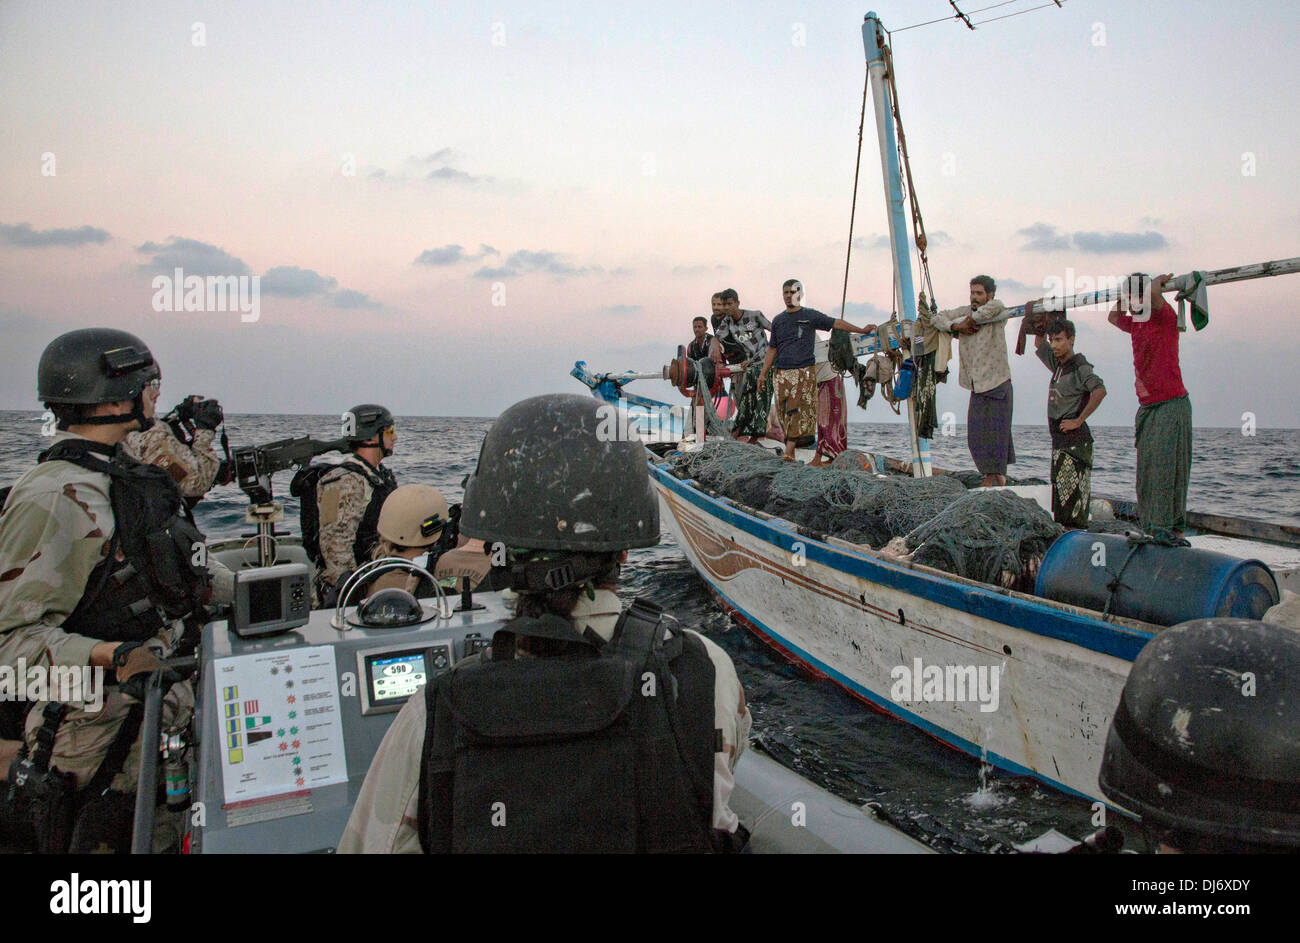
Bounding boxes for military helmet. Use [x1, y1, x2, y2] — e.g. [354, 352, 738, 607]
[462, 393, 659, 552]
[377, 484, 450, 548]
[347, 404, 395, 449]
[1098, 618, 1300, 850]
[38, 328, 160, 405]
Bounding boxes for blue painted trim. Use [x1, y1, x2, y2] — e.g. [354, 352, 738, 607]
[715, 582, 1100, 802]
[650, 462, 1154, 662]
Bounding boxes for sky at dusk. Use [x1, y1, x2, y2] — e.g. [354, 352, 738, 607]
[3, 0, 1298, 429]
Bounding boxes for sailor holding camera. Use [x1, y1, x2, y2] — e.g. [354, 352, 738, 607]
[123, 393, 227, 512]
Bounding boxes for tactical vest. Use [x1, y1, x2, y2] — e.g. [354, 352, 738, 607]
[38, 439, 211, 643]
[417, 598, 726, 853]
[291, 458, 396, 573]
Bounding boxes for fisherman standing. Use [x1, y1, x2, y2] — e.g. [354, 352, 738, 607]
[1027, 309, 1107, 528]
[930, 275, 1015, 487]
[686, 316, 721, 364]
[0, 329, 213, 852]
[1108, 273, 1192, 535]
[339, 393, 752, 853]
[713, 288, 773, 442]
[295, 404, 398, 606]
[758, 280, 875, 461]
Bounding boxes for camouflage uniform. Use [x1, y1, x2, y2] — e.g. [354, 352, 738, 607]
[123, 423, 220, 499]
[315, 456, 394, 604]
[338, 588, 752, 853]
[0, 432, 192, 792]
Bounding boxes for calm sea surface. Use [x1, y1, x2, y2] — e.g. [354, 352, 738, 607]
[2, 411, 1296, 852]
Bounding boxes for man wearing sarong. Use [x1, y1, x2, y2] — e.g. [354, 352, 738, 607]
[811, 357, 848, 466]
[758, 280, 875, 461]
[713, 288, 773, 442]
[1109, 272, 1191, 534]
[932, 275, 1014, 487]
[1032, 314, 1106, 528]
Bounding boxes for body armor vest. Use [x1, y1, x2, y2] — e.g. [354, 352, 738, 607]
[417, 598, 725, 853]
[40, 439, 211, 643]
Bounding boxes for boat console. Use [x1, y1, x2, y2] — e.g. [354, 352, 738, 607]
[190, 572, 505, 854]
[186, 560, 932, 854]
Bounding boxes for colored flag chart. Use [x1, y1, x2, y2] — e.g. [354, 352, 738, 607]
[213, 645, 348, 803]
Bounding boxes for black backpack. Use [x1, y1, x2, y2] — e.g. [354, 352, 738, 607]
[290, 462, 331, 567]
[417, 598, 729, 853]
[38, 440, 212, 641]
[291, 459, 396, 570]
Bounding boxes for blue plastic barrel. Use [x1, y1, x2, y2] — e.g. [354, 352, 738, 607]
[1034, 531, 1279, 626]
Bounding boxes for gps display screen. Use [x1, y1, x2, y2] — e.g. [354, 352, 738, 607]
[365, 651, 428, 705]
[247, 579, 282, 625]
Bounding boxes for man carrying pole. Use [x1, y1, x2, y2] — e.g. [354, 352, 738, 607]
[929, 275, 1015, 487]
[1108, 272, 1192, 536]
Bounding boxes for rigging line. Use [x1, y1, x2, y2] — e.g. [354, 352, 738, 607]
[962, 0, 1029, 16]
[892, 0, 1063, 34]
[839, 65, 871, 331]
[882, 42, 937, 308]
[949, 1, 975, 30]
[970, 1, 1066, 27]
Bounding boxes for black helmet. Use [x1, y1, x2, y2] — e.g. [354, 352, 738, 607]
[462, 394, 659, 552]
[347, 403, 395, 454]
[1098, 618, 1300, 850]
[38, 328, 159, 406]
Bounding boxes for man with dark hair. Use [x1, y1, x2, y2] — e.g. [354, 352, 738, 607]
[1108, 272, 1191, 535]
[713, 288, 774, 442]
[1029, 310, 1107, 527]
[758, 280, 875, 461]
[709, 292, 725, 333]
[931, 275, 1015, 486]
[687, 316, 721, 363]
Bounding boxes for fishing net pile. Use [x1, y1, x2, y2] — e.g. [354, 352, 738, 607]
[904, 489, 1064, 588]
[668, 439, 1062, 587]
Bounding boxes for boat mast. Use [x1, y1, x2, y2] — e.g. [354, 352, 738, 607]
[862, 13, 929, 478]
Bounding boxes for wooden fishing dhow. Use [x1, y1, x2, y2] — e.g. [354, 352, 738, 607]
[571, 12, 1300, 808]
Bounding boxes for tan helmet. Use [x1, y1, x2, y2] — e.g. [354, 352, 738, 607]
[376, 484, 450, 548]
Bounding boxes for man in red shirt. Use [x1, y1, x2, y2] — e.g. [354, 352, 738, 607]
[1108, 272, 1192, 534]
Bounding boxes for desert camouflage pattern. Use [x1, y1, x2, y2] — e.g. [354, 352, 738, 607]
[315, 457, 383, 596]
[123, 424, 219, 498]
[0, 432, 189, 789]
[338, 588, 751, 853]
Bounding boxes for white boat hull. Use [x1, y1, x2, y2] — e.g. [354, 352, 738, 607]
[651, 464, 1147, 807]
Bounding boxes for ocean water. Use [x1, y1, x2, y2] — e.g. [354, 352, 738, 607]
[2, 411, 1297, 852]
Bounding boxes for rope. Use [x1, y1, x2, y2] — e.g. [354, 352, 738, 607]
[891, 0, 1065, 34]
[839, 66, 871, 327]
[882, 42, 937, 313]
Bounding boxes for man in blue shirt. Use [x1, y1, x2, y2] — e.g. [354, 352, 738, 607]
[758, 279, 876, 461]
